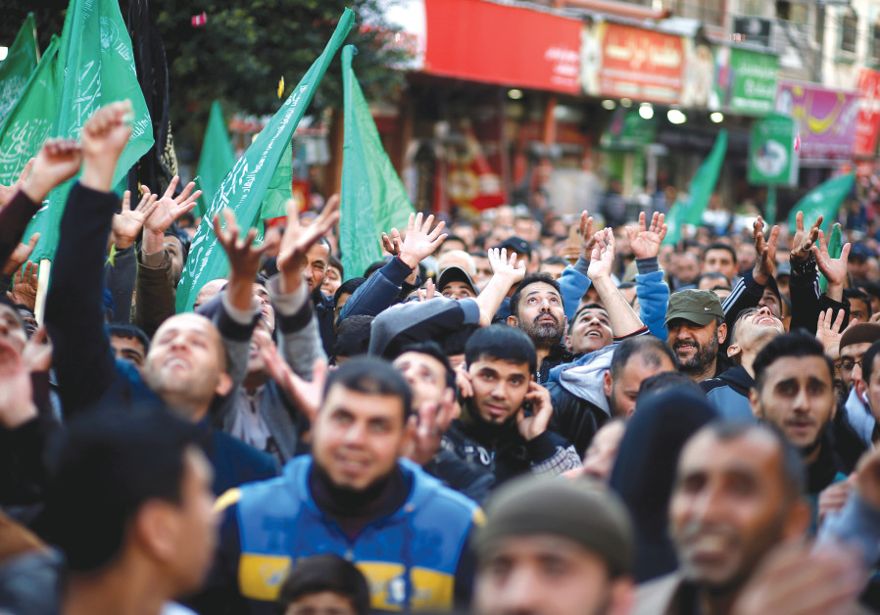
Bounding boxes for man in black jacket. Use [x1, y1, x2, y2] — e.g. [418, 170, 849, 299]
[444, 325, 581, 488]
[44, 102, 277, 495]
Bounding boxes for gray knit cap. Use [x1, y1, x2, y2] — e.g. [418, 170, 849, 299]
[473, 476, 634, 578]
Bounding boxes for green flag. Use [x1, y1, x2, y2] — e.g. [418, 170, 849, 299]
[17, 0, 153, 262]
[0, 13, 39, 126]
[664, 129, 728, 245]
[195, 100, 235, 217]
[176, 10, 355, 312]
[0, 37, 59, 188]
[786, 174, 855, 234]
[260, 138, 293, 221]
[340, 45, 415, 280]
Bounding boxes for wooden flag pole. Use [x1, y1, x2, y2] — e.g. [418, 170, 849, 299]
[34, 258, 51, 325]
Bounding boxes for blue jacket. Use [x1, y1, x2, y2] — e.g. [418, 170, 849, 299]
[215, 456, 481, 614]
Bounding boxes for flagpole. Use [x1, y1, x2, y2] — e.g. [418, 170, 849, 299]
[34, 258, 51, 325]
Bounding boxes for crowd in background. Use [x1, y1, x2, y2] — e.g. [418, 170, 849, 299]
[4, 101, 880, 615]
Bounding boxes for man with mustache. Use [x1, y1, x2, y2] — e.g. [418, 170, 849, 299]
[506, 272, 570, 383]
[749, 333, 848, 527]
[666, 289, 728, 383]
[635, 421, 865, 614]
[701, 306, 785, 421]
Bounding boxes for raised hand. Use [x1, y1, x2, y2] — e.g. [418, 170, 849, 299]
[277, 194, 340, 293]
[790, 211, 822, 264]
[816, 307, 848, 360]
[578, 212, 598, 261]
[112, 188, 159, 250]
[813, 226, 851, 290]
[393, 212, 447, 270]
[587, 227, 616, 281]
[3, 233, 40, 277]
[731, 542, 865, 615]
[404, 388, 456, 465]
[7, 261, 39, 311]
[21, 138, 82, 204]
[214, 208, 278, 283]
[516, 380, 553, 441]
[259, 339, 326, 425]
[144, 176, 201, 235]
[625, 212, 667, 260]
[488, 247, 526, 285]
[417, 278, 436, 302]
[752, 216, 780, 286]
[80, 100, 133, 192]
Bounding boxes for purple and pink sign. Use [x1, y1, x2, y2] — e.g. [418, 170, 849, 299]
[776, 81, 860, 160]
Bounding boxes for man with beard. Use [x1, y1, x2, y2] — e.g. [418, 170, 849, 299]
[473, 476, 635, 615]
[199, 357, 481, 614]
[838, 323, 880, 447]
[701, 306, 785, 421]
[635, 421, 864, 614]
[750, 333, 848, 526]
[666, 290, 728, 383]
[444, 325, 582, 488]
[507, 273, 569, 383]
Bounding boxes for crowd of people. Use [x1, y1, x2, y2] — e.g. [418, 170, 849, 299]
[4, 100, 880, 615]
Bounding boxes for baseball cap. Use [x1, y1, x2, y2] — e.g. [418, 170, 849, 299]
[840, 322, 880, 352]
[436, 266, 478, 296]
[495, 236, 532, 259]
[666, 289, 725, 326]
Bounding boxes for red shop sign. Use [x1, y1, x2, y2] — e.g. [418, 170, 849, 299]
[855, 68, 880, 156]
[597, 23, 684, 104]
[423, 0, 581, 94]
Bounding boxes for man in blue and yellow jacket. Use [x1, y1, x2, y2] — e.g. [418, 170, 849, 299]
[193, 356, 482, 614]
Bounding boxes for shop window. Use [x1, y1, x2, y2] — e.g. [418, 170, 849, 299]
[840, 10, 858, 54]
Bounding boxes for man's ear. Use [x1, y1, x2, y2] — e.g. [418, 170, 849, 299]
[603, 370, 613, 398]
[215, 372, 233, 397]
[717, 322, 728, 345]
[506, 315, 519, 327]
[727, 343, 742, 360]
[135, 502, 179, 563]
[564, 334, 573, 353]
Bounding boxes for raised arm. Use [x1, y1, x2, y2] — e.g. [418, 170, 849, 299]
[626, 211, 670, 339]
[44, 102, 131, 416]
[588, 228, 646, 338]
[558, 212, 596, 320]
[474, 248, 526, 326]
[341, 212, 446, 320]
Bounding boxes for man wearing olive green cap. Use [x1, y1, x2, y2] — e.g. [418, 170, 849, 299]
[473, 475, 635, 615]
[665, 289, 728, 383]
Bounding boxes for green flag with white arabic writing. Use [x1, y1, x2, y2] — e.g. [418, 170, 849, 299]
[340, 45, 414, 280]
[0, 13, 39, 127]
[176, 9, 355, 312]
[17, 0, 153, 262]
[0, 37, 59, 189]
[195, 100, 236, 217]
[664, 129, 728, 245]
[786, 174, 855, 234]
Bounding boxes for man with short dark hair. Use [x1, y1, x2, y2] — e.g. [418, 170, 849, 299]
[445, 325, 582, 488]
[839, 323, 880, 447]
[473, 476, 635, 615]
[634, 422, 821, 614]
[702, 243, 738, 283]
[750, 333, 848, 525]
[665, 289, 728, 382]
[277, 554, 370, 615]
[201, 357, 481, 614]
[42, 409, 217, 615]
[507, 272, 569, 381]
[107, 324, 150, 368]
